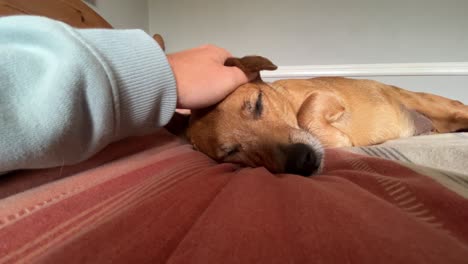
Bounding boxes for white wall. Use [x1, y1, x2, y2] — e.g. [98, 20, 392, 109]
[148, 0, 468, 102]
[85, 0, 149, 32]
[148, 0, 468, 65]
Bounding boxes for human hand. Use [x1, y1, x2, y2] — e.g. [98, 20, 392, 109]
[166, 44, 257, 109]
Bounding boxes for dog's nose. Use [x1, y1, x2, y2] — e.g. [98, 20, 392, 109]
[284, 143, 319, 177]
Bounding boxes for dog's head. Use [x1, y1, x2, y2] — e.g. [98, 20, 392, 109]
[187, 56, 323, 176]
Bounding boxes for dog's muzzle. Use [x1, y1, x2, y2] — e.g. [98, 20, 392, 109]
[284, 143, 321, 176]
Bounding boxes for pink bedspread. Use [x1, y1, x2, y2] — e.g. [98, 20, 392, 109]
[0, 129, 467, 263]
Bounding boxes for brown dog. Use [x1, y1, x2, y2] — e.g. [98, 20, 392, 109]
[187, 56, 468, 176]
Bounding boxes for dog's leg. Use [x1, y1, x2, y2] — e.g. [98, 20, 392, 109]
[297, 92, 353, 147]
[385, 86, 468, 132]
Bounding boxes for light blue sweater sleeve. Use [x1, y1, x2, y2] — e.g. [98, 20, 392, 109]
[0, 16, 177, 173]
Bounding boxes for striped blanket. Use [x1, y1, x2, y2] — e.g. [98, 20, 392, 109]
[345, 133, 468, 198]
[0, 130, 467, 263]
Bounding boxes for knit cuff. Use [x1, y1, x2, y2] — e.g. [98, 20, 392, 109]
[78, 29, 177, 139]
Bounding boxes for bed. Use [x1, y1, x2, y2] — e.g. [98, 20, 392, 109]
[1, 1, 467, 263]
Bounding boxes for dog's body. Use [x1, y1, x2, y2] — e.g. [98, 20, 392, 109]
[187, 56, 468, 176]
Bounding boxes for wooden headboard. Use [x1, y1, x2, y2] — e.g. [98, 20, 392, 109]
[0, 0, 112, 28]
[0, 0, 166, 50]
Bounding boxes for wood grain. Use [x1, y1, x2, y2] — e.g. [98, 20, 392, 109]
[0, 0, 112, 28]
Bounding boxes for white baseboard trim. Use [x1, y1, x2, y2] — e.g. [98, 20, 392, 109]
[260, 62, 468, 79]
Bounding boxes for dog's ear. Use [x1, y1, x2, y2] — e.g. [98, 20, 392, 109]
[152, 34, 165, 51]
[225, 56, 277, 81]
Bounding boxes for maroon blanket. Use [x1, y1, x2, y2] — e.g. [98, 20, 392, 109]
[0, 129, 467, 263]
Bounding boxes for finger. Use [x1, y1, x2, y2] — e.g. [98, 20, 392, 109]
[215, 49, 232, 62]
[175, 109, 191, 115]
[213, 46, 232, 57]
[225, 66, 252, 87]
[221, 49, 233, 58]
[202, 44, 233, 61]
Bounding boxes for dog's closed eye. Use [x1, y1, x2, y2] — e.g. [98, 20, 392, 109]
[242, 91, 263, 119]
[254, 91, 263, 118]
[220, 145, 241, 159]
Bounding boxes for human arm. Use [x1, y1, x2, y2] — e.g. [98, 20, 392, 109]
[0, 15, 253, 173]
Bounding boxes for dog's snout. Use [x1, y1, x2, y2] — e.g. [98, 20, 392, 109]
[284, 143, 319, 177]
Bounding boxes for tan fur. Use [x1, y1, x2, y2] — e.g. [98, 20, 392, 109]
[187, 56, 468, 175]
